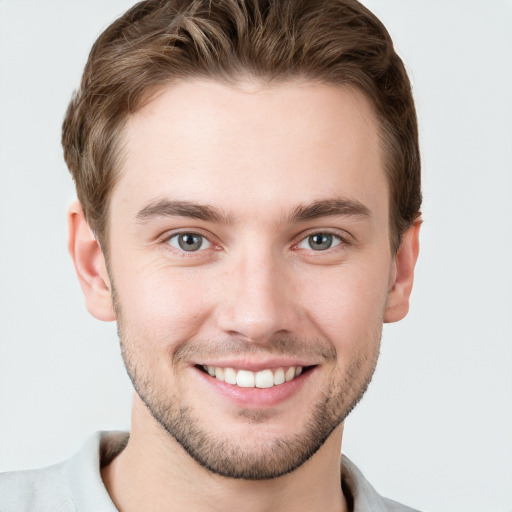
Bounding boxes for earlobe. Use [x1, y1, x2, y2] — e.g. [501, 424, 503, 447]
[384, 220, 421, 323]
[68, 201, 116, 322]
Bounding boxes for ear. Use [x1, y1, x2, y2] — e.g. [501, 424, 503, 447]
[68, 201, 116, 321]
[384, 220, 421, 323]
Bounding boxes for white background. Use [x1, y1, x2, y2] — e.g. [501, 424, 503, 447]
[0, 1, 511, 511]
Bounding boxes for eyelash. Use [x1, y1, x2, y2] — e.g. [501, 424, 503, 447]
[292, 229, 352, 253]
[160, 230, 219, 258]
[159, 229, 352, 257]
[294, 232, 345, 251]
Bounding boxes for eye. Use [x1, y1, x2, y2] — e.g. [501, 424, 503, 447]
[297, 232, 342, 251]
[167, 232, 211, 252]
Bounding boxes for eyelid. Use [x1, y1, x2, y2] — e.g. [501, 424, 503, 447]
[292, 228, 353, 250]
[158, 228, 221, 255]
[167, 232, 211, 251]
[296, 234, 341, 250]
[155, 227, 352, 255]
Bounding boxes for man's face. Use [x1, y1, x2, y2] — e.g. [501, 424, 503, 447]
[105, 80, 397, 479]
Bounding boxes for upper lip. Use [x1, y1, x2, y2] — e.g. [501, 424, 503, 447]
[193, 357, 317, 371]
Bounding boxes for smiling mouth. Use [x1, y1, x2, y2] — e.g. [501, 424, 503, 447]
[197, 365, 313, 389]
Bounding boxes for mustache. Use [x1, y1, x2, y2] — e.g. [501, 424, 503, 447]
[172, 335, 337, 364]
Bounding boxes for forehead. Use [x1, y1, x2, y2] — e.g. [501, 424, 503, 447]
[113, 79, 387, 224]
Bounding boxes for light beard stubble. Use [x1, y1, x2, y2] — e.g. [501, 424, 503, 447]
[111, 283, 381, 480]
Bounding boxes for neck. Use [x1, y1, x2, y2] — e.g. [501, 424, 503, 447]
[101, 398, 348, 512]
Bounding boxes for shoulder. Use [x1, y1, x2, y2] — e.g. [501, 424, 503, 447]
[341, 455, 422, 512]
[380, 496, 421, 512]
[0, 461, 76, 512]
[0, 431, 125, 512]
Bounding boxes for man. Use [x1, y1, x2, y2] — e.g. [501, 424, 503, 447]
[0, 0, 421, 510]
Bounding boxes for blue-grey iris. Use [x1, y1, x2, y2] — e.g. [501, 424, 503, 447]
[308, 233, 333, 250]
[178, 233, 203, 251]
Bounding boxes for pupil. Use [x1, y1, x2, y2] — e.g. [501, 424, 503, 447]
[310, 234, 332, 250]
[179, 233, 201, 251]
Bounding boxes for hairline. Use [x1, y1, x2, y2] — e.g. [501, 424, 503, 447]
[95, 75, 402, 258]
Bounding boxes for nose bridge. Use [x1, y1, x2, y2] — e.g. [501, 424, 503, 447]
[215, 243, 297, 343]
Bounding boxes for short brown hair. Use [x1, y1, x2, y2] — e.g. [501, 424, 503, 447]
[62, 0, 421, 252]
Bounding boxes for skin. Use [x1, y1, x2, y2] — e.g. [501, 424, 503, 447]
[69, 80, 420, 512]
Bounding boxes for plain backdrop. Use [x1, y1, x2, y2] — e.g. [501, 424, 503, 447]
[0, 1, 511, 511]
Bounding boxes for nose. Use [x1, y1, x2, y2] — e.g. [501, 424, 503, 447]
[214, 247, 300, 345]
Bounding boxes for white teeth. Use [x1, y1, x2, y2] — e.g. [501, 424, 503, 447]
[224, 367, 237, 385]
[215, 367, 225, 381]
[203, 365, 304, 388]
[274, 368, 285, 385]
[237, 370, 255, 388]
[255, 369, 274, 388]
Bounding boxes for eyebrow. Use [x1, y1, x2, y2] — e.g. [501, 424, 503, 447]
[135, 199, 234, 224]
[135, 197, 371, 225]
[288, 198, 371, 223]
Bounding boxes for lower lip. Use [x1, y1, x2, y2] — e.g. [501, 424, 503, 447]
[193, 366, 315, 408]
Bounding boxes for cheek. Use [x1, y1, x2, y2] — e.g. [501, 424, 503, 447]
[298, 262, 390, 349]
[113, 262, 214, 347]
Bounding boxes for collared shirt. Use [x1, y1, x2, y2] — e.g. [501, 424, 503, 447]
[0, 431, 420, 512]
